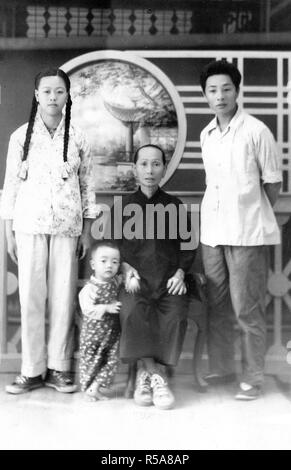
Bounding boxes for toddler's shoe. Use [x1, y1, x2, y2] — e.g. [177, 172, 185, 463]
[151, 373, 175, 410]
[134, 369, 153, 406]
[45, 369, 77, 393]
[6, 374, 43, 394]
[235, 382, 261, 401]
[85, 383, 110, 401]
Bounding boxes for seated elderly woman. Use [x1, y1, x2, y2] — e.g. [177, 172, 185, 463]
[109, 144, 196, 410]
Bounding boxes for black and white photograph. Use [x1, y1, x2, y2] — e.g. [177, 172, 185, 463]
[0, 0, 291, 452]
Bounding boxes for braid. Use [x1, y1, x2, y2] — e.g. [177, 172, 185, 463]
[63, 94, 72, 163]
[22, 96, 38, 162]
[19, 68, 71, 180]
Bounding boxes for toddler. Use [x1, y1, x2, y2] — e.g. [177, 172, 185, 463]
[79, 240, 122, 400]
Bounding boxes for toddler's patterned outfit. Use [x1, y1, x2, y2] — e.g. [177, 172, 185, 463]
[79, 275, 121, 392]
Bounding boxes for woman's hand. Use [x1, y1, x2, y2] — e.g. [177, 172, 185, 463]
[5, 220, 18, 264]
[122, 262, 141, 294]
[76, 232, 91, 260]
[76, 218, 92, 260]
[167, 268, 187, 295]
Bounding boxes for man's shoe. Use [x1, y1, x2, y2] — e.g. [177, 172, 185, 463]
[235, 383, 261, 401]
[151, 373, 175, 410]
[134, 369, 153, 406]
[45, 369, 77, 393]
[6, 375, 43, 395]
[204, 373, 237, 386]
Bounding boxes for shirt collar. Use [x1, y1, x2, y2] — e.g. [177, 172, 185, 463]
[34, 111, 65, 136]
[207, 107, 244, 135]
[89, 275, 109, 286]
[135, 186, 162, 203]
[226, 107, 244, 131]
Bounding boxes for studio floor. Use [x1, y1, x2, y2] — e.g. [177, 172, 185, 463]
[1, 372, 291, 450]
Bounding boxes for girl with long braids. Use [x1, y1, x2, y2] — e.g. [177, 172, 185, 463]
[0, 68, 96, 394]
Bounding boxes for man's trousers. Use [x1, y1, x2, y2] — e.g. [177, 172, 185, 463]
[202, 244, 269, 387]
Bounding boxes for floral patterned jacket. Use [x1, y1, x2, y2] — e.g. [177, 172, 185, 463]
[0, 113, 97, 236]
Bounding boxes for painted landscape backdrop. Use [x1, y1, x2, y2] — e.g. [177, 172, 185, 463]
[69, 59, 178, 191]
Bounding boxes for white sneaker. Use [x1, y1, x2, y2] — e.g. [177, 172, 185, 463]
[134, 370, 153, 407]
[151, 373, 175, 410]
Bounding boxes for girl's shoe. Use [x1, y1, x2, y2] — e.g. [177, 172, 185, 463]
[44, 369, 77, 393]
[151, 373, 175, 410]
[6, 375, 43, 394]
[134, 369, 153, 406]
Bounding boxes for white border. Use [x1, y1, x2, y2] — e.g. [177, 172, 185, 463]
[61, 50, 187, 187]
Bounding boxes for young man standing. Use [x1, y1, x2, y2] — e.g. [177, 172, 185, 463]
[199, 60, 282, 400]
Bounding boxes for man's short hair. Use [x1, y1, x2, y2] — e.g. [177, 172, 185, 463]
[133, 144, 166, 165]
[200, 59, 242, 92]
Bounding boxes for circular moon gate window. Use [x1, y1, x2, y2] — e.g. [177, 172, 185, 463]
[62, 50, 186, 192]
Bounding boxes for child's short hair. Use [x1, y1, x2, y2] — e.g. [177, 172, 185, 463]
[200, 60, 242, 92]
[133, 144, 166, 165]
[90, 240, 120, 258]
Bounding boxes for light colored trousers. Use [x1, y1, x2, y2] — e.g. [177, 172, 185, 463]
[15, 232, 78, 377]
